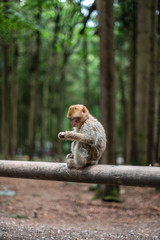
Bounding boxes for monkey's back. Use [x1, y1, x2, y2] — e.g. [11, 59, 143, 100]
[78, 116, 106, 160]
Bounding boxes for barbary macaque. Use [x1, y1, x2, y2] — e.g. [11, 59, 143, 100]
[58, 104, 106, 169]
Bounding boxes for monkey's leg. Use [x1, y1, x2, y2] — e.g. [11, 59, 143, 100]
[75, 156, 87, 169]
[67, 157, 87, 169]
[74, 147, 88, 169]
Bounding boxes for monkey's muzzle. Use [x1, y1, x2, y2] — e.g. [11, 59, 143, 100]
[69, 117, 80, 127]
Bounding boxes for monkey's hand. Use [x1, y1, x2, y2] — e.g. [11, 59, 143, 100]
[58, 132, 66, 139]
[58, 131, 71, 140]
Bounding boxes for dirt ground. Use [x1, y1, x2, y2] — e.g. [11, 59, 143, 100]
[0, 177, 160, 240]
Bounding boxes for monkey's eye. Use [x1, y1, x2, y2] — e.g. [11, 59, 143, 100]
[70, 117, 80, 121]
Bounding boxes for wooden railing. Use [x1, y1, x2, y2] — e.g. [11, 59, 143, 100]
[0, 160, 160, 187]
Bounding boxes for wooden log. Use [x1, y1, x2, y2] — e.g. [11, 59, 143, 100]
[0, 160, 160, 187]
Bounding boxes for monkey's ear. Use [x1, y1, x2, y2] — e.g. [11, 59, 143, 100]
[82, 106, 87, 113]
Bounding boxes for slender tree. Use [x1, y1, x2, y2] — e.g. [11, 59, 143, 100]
[134, 0, 151, 165]
[1, 41, 9, 159]
[157, 0, 160, 163]
[10, 40, 18, 159]
[97, 0, 117, 197]
[126, 0, 137, 164]
[147, 0, 158, 165]
[83, 34, 90, 108]
[40, 60, 49, 158]
[97, 0, 116, 165]
[50, 1, 82, 160]
[28, 2, 42, 160]
[1, 0, 10, 159]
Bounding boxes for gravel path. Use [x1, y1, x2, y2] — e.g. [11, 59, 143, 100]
[0, 219, 160, 240]
[0, 178, 160, 239]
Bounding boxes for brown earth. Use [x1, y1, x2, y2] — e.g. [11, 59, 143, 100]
[0, 177, 160, 239]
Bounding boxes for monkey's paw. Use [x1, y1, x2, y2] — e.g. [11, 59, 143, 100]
[58, 132, 66, 139]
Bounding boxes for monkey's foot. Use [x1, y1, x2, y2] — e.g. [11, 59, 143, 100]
[67, 159, 76, 169]
[67, 159, 87, 170]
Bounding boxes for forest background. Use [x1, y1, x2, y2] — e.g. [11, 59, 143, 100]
[0, 0, 160, 169]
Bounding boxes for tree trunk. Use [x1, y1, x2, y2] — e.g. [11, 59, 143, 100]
[1, 0, 10, 159]
[134, 0, 151, 165]
[147, 0, 158, 165]
[119, 74, 127, 159]
[97, 0, 116, 165]
[50, 7, 61, 158]
[97, 0, 117, 197]
[126, 0, 137, 164]
[10, 40, 18, 159]
[28, 4, 41, 160]
[40, 70, 49, 158]
[157, 0, 160, 163]
[1, 42, 9, 159]
[57, 56, 68, 161]
[83, 34, 90, 107]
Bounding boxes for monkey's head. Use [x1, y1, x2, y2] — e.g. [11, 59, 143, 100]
[67, 104, 89, 129]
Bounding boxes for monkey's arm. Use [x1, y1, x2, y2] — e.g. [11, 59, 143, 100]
[58, 131, 94, 145]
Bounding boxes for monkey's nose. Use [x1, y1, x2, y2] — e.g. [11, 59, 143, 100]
[70, 118, 77, 127]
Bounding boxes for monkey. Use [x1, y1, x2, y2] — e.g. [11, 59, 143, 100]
[58, 104, 106, 169]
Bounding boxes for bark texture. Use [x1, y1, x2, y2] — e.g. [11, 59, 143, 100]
[97, 0, 116, 165]
[135, 0, 151, 164]
[147, 0, 158, 165]
[97, 0, 117, 196]
[11, 41, 18, 158]
[28, 4, 41, 160]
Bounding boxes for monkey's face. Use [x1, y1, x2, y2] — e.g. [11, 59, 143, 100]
[69, 117, 81, 127]
[67, 104, 89, 129]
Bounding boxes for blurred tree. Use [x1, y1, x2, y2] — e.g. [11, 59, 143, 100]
[40, 53, 49, 158]
[10, 38, 19, 159]
[117, 0, 159, 165]
[28, 1, 42, 160]
[97, 0, 118, 200]
[49, 0, 82, 160]
[135, 0, 151, 165]
[83, 33, 90, 108]
[157, 0, 160, 163]
[148, 0, 158, 165]
[97, 0, 116, 165]
[125, 3, 137, 164]
[117, 0, 138, 164]
[48, 1, 62, 158]
[1, 0, 10, 159]
[1, 40, 9, 159]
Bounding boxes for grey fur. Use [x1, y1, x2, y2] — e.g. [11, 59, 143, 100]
[58, 114, 106, 169]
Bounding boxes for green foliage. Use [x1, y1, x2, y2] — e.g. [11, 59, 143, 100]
[0, 0, 158, 164]
[93, 185, 122, 203]
[0, 0, 130, 158]
[0, 1, 32, 41]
